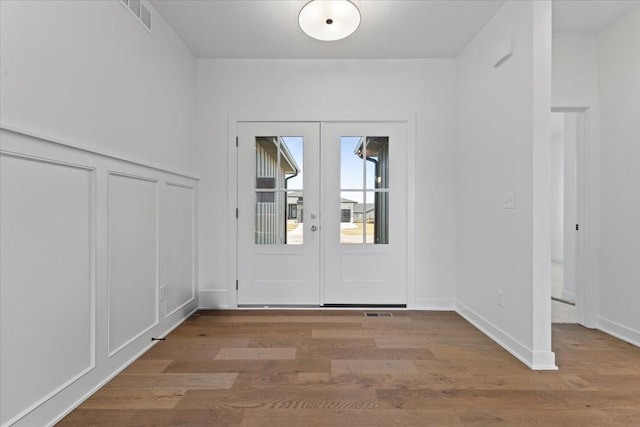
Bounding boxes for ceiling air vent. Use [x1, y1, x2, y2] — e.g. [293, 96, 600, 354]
[129, 0, 141, 18]
[119, 0, 152, 32]
[140, 3, 152, 30]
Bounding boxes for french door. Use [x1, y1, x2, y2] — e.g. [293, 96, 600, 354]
[237, 122, 320, 305]
[237, 121, 407, 306]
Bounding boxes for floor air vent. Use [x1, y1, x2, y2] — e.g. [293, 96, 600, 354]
[365, 312, 393, 318]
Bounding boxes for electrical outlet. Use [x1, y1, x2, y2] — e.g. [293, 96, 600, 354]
[497, 290, 504, 307]
[503, 192, 516, 209]
[159, 286, 166, 301]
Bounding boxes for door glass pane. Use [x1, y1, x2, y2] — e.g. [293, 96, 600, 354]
[341, 136, 364, 190]
[339, 136, 389, 245]
[366, 191, 389, 244]
[255, 137, 278, 189]
[340, 191, 363, 244]
[362, 192, 374, 244]
[281, 136, 303, 190]
[365, 137, 389, 190]
[255, 191, 282, 244]
[254, 136, 304, 245]
[286, 191, 303, 245]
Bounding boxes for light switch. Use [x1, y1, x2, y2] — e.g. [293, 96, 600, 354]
[503, 192, 516, 209]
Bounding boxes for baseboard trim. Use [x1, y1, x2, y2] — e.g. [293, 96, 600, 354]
[456, 301, 557, 371]
[598, 317, 640, 347]
[199, 295, 456, 311]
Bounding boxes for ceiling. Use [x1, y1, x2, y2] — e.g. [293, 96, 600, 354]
[552, 0, 639, 33]
[150, 0, 640, 59]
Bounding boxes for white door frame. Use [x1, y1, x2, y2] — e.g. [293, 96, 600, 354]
[551, 107, 596, 327]
[226, 111, 417, 309]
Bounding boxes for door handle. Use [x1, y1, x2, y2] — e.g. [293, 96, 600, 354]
[310, 225, 318, 232]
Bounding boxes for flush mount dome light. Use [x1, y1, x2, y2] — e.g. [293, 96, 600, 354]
[298, 0, 361, 41]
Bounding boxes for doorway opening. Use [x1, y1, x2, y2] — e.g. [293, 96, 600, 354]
[550, 109, 586, 324]
[236, 121, 408, 307]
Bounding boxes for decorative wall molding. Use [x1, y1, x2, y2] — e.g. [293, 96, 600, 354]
[0, 124, 198, 180]
[166, 181, 197, 190]
[165, 182, 197, 318]
[0, 127, 198, 427]
[0, 150, 96, 174]
[106, 171, 160, 357]
[107, 169, 160, 183]
[0, 151, 97, 427]
[49, 306, 198, 427]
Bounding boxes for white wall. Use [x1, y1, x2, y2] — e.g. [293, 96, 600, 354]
[597, 5, 640, 345]
[0, 1, 198, 426]
[196, 59, 457, 310]
[455, 1, 555, 369]
[0, 0, 196, 175]
[551, 13, 640, 341]
[551, 33, 601, 325]
[552, 34, 600, 108]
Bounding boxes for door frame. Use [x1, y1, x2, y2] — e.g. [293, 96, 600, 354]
[226, 111, 417, 309]
[551, 107, 595, 327]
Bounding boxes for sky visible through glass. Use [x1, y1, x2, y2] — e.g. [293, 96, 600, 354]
[280, 137, 304, 190]
[281, 136, 371, 203]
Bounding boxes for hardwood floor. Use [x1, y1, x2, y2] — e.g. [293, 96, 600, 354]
[59, 310, 640, 426]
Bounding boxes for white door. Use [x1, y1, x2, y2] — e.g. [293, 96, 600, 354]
[237, 122, 320, 305]
[321, 122, 407, 305]
[237, 121, 407, 306]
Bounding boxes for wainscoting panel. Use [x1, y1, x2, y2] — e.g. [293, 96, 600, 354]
[165, 183, 196, 317]
[107, 172, 159, 356]
[0, 127, 198, 427]
[0, 153, 95, 426]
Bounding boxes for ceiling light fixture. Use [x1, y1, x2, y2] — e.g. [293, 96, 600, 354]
[298, 0, 361, 42]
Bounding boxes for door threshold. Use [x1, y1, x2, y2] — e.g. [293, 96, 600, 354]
[551, 296, 576, 306]
[236, 304, 407, 310]
[238, 304, 320, 309]
[322, 304, 407, 308]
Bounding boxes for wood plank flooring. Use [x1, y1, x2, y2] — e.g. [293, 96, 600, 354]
[59, 310, 640, 426]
